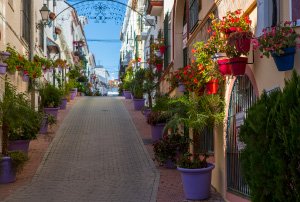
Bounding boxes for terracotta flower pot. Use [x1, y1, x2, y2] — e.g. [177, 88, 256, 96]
[49, 12, 56, 20]
[217, 58, 232, 75]
[55, 27, 61, 35]
[230, 57, 248, 76]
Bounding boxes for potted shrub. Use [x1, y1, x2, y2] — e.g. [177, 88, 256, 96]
[153, 132, 190, 169]
[0, 78, 30, 184]
[132, 68, 146, 110]
[122, 67, 134, 99]
[147, 111, 170, 142]
[254, 22, 300, 71]
[39, 83, 62, 119]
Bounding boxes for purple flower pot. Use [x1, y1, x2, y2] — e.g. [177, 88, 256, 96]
[164, 159, 176, 169]
[44, 107, 59, 119]
[177, 163, 215, 200]
[70, 91, 76, 100]
[151, 123, 165, 142]
[0, 63, 7, 74]
[60, 98, 67, 110]
[123, 91, 132, 99]
[133, 98, 145, 111]
[178, 83, 186, 92]
[39, 117, 48, 134]
[8, 140, 30, 154]
[0, 157, 16, 184]
[22, 75, 29, 82]
[72, 88, 78, 95]
[1, 51, 11, 60]
[143, 108, 151, 118]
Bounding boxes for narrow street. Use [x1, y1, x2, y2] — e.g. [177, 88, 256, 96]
[4, 97, 159, 202]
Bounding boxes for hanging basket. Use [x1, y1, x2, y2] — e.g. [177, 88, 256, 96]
[206, 79, 219, 94]
[229, 57, 248, 76]
[217, 58, 232, 75]
[271, 47, 296, 71]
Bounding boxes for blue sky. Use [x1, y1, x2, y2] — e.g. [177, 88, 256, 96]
[66, 0, 128, 80]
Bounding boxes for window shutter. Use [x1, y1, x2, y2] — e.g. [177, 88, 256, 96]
[164, 12, 169, 70]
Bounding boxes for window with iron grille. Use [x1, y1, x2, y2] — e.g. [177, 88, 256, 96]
[22, 0, 30, 44]
[39, 26, 44, 50]
[226, 75, 257, 197]
[189, 0, 201, 32]
[163, 12, 169, 70]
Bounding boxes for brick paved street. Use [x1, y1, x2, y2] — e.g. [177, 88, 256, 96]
[4, 97, 159, 202]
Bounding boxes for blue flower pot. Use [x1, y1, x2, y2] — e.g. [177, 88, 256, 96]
[271, 47, 296, 71]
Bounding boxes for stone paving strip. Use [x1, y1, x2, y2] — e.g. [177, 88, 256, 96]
[4, 97, 159, 202]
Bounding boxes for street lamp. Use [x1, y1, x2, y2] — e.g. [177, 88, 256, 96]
[36, 4, 51, 29]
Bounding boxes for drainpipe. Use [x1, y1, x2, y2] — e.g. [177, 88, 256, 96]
[30, 0, 36, 109]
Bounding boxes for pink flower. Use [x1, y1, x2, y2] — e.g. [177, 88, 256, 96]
[251, 39, 259, 49]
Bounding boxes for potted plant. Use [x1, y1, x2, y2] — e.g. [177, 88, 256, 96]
[132, 68, 146, 110]
[5, 45, 26, 74]
[209, 10, 252, 76]
[55, 27, 62, 35]
[147, 111, 170, 142]
[163, 94, 224, 200]
[39, 83, 62, 119]
[0, 78, 30, 183]
[49, 12, 56, 20]
[153, 132, 190, 169]
[122, 67, 134, 99]
[0, 51, 10, 74]
[254, 22, 300, 71]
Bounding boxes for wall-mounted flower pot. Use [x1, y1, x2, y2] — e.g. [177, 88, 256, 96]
[159, 46, 166, 54]
[177, 163, 215, 200]
[178, 83, 186, 92]
[0, 157, 16, 184]
[133, 98, 145, 111]
[217, 58, 232, 75]
[156, 63, 163, 72]
[234, 32, 251, 53]
[271, 47, 296, 71]
[55, 27, 62, 35]
[0, 63, 7, 74]
[123, 90, 132, 99]
[0, 51, 11, 60]
[49, 12, 56, 20]
[206, 79, 219, 94]
[8, 140, 30, 154]
[230, 57, 248, 76]
[22, 74, 29, 82]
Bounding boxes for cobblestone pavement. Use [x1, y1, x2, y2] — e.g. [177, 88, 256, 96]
[4, 97, 159, 202]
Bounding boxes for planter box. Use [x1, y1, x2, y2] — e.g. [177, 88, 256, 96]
[8, 140, 30, 154]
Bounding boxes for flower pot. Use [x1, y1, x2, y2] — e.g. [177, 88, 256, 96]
[156, 63, 163, 72]
[49, 12, 56, 20]
[60, 98, 67, 110]
[70, 90, 76, 100]
[0, 63, 7, 74]
[206, 79, 219, 95]
[8, 140, 30, 154]
[123, 91, 132, 99]
[217, 58, 232, 75]
[143, 108, 151, 119]
[22, 74, 29, 82]
[0, 157, 16, 184]
[271, 47, 296, 71]
[235, 35, 251, 53]
[155, 51, 162, 57]
[72, 88, 78, 95]
[44, 107, 60, 119]
[133, 98, 145, 111]
[230, 57, 248, 76]
[177, 163, 215, 200]
[0, 51, 11, 60]
[159, 46, 166, 54]
[39, 117, 48, 134]
[151, 123, 165, 143]
[178, 83, 186, 92]
[164, 159, 176, 169]
[55, 27, 62, 35]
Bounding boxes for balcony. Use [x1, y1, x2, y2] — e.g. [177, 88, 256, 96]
[146, 0, 163, 16]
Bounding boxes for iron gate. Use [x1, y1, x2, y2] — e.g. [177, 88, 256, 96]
[226, 75, 257, 196]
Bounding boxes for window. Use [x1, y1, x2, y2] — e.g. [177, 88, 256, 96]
[189, 0, 201, 32]
[39, 26, 44, 50]
[22, 0, 30, 44]
[291, 0, 300, 25]
[256, 0, 280, 36]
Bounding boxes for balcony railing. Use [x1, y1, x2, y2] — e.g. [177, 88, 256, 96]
[146, 0, 163, 16]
